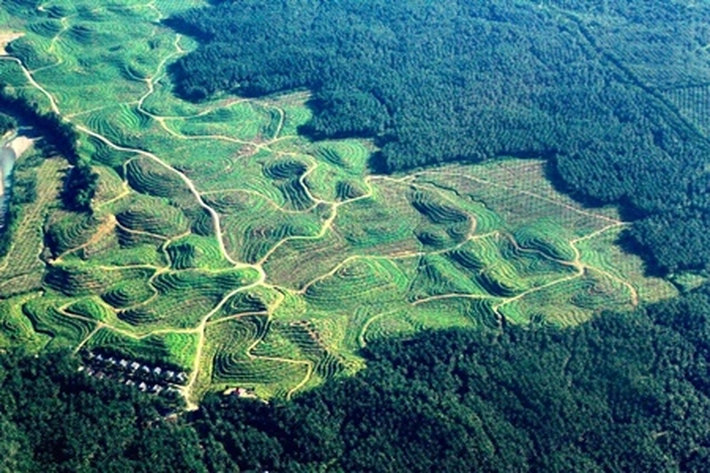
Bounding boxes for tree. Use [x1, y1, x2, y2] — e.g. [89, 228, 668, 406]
[61, 160, 98, 212]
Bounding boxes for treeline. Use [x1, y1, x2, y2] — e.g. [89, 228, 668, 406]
[0, 350, 203, 472]
[0, 86, 79, 163]
[0, 111, 16, 136]
[4, 285, 710, 471]
[166, 0, 710, 273]
[0, 86, 97, 212]
[61, 162, 98, 212]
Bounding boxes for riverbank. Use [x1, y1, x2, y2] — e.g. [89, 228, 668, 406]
[6, 135, 33, 156]
[0, 132, 34, 167]
[0, 132, 33, 225]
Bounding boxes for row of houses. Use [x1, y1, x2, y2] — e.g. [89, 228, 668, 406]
[83, 351, 189, 384]
[78, 365, 182, 397]
[225, 386, 257, 399]
[80, 351, 190, 398]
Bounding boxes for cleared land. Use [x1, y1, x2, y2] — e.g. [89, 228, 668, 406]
[0, 32, 23, 55]
[0, 0, 678, 403]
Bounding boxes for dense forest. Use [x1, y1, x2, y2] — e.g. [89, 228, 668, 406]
[167, 0, 710, 273]
[2, 286, 710, 471]
[0, 351, 203, 472]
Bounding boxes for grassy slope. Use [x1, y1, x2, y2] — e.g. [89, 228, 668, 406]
[0, 0, 678, 402]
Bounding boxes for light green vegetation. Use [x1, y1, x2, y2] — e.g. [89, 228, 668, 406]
[0, 159, 64, 300]
[0, 0, 677, 404]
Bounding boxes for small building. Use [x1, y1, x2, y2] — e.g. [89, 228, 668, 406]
[237, 387, 257, 399]
[139, 382, 148, 392]
[119, 359, 129, 369]
[130, 361, 140, 371]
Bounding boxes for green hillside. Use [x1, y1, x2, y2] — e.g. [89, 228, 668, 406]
[0, 0, 691, 407]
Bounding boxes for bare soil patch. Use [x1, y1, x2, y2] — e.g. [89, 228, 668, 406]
[0, 31, 23, 55]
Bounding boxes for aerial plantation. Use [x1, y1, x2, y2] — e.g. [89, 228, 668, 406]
[0, 0, 681, 404]
[168, 0, 710, 274]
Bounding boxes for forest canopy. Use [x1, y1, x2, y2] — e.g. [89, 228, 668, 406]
[167, 0, 710, 273]
[0, 112, 16, 136]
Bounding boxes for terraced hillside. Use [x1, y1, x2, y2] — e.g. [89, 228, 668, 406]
[0, 0, 678, 404]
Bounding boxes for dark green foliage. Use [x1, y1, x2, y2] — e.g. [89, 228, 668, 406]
[301, 87, 388, 138]
[628, 210, 710, 275]
[0, 350, 204, 472]
[61, 161, 99, 212]
[0, 85, 80, 164]
[0, 201, 20, 258]
[167, 0, 710, 273]
[0, 112, 16, 136]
